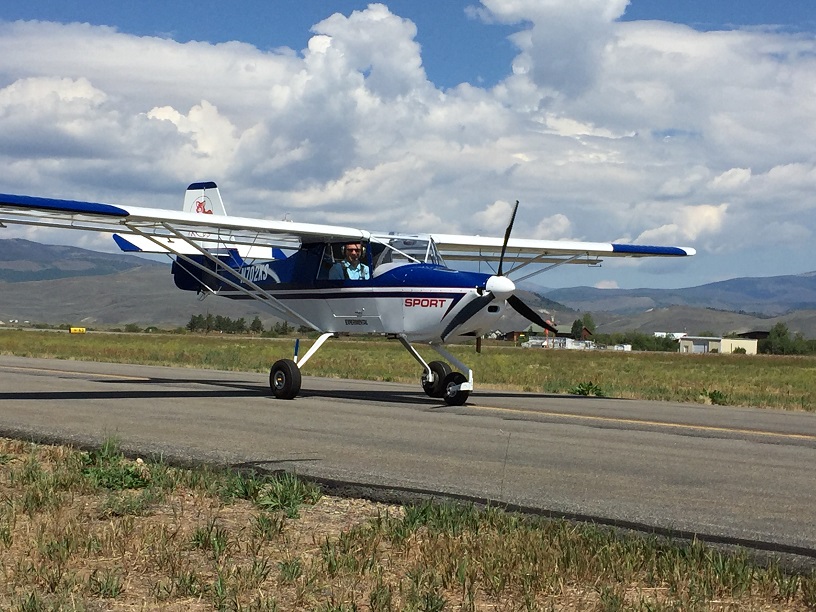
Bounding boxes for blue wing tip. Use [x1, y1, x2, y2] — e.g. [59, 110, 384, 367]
[612, 244, 694, 256]
[0, 193, 128, 216]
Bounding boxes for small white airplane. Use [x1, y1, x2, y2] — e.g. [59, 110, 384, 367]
[0, 183, 695, 404]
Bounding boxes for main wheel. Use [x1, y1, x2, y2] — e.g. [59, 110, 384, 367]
[421, 360, 452, 398]
[442, 371, 469, 406]
[269, 359, 302, 399]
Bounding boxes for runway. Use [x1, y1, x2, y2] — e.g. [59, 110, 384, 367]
[1, 354, 815, 562]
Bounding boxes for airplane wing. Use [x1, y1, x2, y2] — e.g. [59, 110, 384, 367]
[1, 192, 694, 277]
[0, 193, 367, 254]
[431, 232, 695, 279]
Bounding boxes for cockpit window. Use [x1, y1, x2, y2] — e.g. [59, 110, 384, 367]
[372, 237, 446, 268]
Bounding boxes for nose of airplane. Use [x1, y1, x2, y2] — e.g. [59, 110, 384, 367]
[485, 275, 516, 300]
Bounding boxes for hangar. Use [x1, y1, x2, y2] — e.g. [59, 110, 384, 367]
[678, 336, 758, 355]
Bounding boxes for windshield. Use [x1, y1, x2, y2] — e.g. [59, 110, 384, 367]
[373, 236, 446, 268]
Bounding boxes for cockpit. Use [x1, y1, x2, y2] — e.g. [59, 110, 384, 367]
[315, 234, 447, 280]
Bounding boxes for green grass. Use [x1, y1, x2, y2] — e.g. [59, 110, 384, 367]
[2, 437, 814, 610]
[1, 329, 815, 410]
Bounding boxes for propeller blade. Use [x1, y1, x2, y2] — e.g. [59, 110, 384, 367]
[441, 293, 495, 341]
[497, 200, 519, 277]
[507, 295, 558, 334]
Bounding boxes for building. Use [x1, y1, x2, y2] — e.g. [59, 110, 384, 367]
[678, 336, 758, 355]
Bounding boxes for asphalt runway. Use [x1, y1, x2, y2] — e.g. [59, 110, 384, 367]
[1, 354, 815, 562]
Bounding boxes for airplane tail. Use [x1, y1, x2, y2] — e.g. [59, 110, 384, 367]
[183, 181, 227, 216]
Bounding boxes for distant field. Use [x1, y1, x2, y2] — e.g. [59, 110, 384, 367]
[1, 329, 814, 411]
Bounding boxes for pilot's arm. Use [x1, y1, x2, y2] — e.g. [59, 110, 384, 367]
[328, 262, 345, 280]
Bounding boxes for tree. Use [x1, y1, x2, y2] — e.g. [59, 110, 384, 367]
[581, 312, 596, 334]
[186, 314, 204, 332]
[250, 316, 264, 334]
[570, 318, 584, 340]
[759, 322, 809, 355]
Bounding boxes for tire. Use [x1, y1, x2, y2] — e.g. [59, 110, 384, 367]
[443, 371, 469, 406]
[421, 361, 452, 398]
[269, 359, 302, 399]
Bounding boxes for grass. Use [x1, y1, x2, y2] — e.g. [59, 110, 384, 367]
[2, 329, 816, 410]
[1, 436, 815, 611]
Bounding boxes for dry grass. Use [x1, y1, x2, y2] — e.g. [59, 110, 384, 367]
[1, 437, 815, 611]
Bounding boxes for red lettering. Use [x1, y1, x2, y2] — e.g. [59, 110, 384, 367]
[404, 298, 447, 308]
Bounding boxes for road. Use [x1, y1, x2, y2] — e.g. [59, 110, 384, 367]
[1, 355, 815, 561]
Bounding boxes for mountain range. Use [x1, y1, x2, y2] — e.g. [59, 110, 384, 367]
[2, 238, 815, 337]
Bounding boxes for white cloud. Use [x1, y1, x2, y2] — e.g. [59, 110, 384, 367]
[532, 213, 572, 239]
[634, 203, 728, 245]
[0, 2, 815, 287]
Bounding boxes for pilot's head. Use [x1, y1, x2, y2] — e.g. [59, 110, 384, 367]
[344, 242, 362, 263]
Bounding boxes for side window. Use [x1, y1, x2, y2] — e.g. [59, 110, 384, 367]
[318, 242, 372, 280]
[317, 243, 341, 279]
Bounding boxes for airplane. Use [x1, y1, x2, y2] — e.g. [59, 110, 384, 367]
[0, 182, 695, 405]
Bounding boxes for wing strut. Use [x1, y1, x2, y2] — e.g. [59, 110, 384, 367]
[127, 223, 323, 332]
[512, 253, 586, 283]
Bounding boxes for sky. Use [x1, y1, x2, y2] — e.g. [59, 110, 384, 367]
[0, 0, 815, 290]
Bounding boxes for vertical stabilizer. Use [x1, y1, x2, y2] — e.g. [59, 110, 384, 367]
[183, 181, 227, 215]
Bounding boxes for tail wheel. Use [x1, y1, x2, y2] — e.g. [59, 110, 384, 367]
[270, 359, 301, 399]
[443, 371, 469, 406]
[421, 360, 452, 398]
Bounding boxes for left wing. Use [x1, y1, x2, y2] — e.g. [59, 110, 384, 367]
[431, 232, 695, 279]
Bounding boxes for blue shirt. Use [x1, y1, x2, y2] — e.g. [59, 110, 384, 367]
[329, 261, 370, 280]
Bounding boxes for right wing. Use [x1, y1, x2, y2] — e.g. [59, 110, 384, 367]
[0, 192, 368, 256]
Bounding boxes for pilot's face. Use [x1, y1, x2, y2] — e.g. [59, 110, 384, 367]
[345, 243, 361, 263]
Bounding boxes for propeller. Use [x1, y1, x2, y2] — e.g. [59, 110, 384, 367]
[441, 200, 558, 341]
[507, 295, 558, 334]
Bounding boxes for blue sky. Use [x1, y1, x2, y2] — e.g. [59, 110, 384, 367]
[1, 1, 815, 289]
[3, 1, 812, 88]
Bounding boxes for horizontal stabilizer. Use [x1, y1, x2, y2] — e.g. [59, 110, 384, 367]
[112, 233, 276, 259]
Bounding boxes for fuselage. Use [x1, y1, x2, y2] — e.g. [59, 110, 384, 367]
[171, 242, 508, 342]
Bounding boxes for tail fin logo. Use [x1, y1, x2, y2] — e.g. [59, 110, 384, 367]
[194, 198, 213, 214]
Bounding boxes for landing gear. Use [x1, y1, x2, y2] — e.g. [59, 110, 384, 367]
[398, 336, 474, 405]
[269, 332, 335, 400]
[442, 371, 469, 406]
[269, 359, 301, 399]
[421, 361, 452, 398]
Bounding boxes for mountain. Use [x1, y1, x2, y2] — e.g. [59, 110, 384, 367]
[1, 239, 815, 337]
[0, 238, 166, 282]
[0, 266, 276, 328]
[0, 238, 273, 327]
[543, 271, 816, 317]
[590, 306, 816, 339]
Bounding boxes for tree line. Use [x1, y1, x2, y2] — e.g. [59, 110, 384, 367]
[185, 314, 302, 337]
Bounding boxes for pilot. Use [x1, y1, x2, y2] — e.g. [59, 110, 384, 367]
[329, 242, 370, 280]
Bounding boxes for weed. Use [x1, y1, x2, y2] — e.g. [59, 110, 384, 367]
[253, 511, 286, 540]
[100, 486, 164, 517]
[191, 518, 231, 560]
[87, 568, 124, 598]
[279, 557, 303, 583]
[568, 381, 606, 397]
[701, 388, 728, 405]
[81, 438, 151, 490]
[369, 574, 393, 611]
[255, 472, 322, 518]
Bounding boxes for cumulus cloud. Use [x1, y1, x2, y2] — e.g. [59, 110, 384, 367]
[0, 2, 814, 287]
